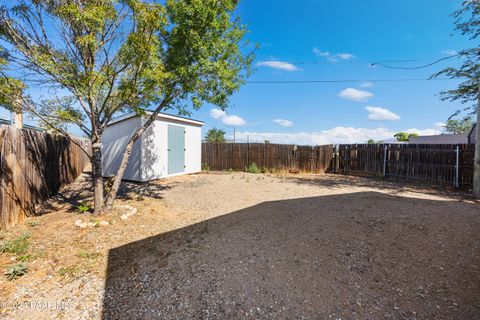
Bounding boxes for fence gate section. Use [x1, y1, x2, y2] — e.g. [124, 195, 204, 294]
[337, 144, 474, 188]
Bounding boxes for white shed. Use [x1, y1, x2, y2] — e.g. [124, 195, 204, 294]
[102, 112, 204, 182]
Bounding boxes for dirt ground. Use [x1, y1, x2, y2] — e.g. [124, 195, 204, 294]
[0, 172, 479, 319]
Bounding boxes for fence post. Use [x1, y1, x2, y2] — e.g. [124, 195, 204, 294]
[344, 146, 348, 173]
[333, 145, 338, 173]
[455, 145, 460, 188]
[383, 145, 388, 178]
[246, 137, 250, 169]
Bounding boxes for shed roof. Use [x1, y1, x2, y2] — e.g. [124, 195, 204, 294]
[108, 111, 205, 127]
[0, 118, 44, 131]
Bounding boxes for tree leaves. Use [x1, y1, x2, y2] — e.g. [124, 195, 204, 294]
[205, 127, 226, 143]
[432, 1, 479, 110]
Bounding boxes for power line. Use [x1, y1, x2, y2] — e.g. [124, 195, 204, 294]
[370, 54, 459, 70]
[246, 78, 455, 84]
[256, 57, 454, 66]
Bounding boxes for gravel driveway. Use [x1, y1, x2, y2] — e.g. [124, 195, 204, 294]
[101, 173, 480, 320]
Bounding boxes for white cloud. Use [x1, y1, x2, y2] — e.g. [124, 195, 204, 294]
[360, 82, 374, 88]
[313, 47, 355, 62]
[405, 128, 441, 136]
[338, 88, 374, 102]
[273, 119, 293, 127]
[366, 106, 400, 121]
[209, 108, 226, 119]
[312, 47, 330, 57]
[256, 60, 301, 71]
[223, 115, 246, 126]
[435, 122, 446, 129]
[209, 108, 246, 126]
[337, 53, 355, 60]
[231, 126, 441, 145]
[441, 49, 458, 56]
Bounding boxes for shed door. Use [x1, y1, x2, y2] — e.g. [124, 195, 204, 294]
[168, 124, 185, 175]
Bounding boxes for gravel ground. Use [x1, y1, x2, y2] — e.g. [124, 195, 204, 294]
[1, 172, 480, 319]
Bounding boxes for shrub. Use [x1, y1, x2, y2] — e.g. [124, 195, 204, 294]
[5, 263, 28, 281]
[104, 176, 114, 194]
[77, 250, 100, 260]
[58, 266, 79, 278]
[27, 220, 39, 227]
[76, 203, 92, 214]
[246, 162, 260, 174]
[202, 163, 210, 171]
[0, 233, 31, 255]
[17, 254, 33, 262]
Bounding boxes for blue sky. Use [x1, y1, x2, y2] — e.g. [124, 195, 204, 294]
[0, 0, 473, 144]
[200, 0, 472, 144]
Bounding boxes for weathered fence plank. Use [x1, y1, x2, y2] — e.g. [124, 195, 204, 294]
[338, 144, 475, 188]
[202, 143, 335, 173]
[0, 126, 90, 229]
[203, 142, 475, 189]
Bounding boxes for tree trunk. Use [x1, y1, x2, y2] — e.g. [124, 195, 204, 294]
[473, 87, 480, 198]
[104, 136, 137, 211]
[91, 141, 105, 214]
[13, 112, 23, 129]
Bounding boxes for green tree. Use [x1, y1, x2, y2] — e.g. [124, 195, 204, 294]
[205, 128, 226, 143]
[367, 139, 375, 144]
[0, 0, 254, 213]
[394, 132, 418, 142]
[431, 1, 479, 197]
[0, 48, 24, 113]
[444, 117, 473, 134]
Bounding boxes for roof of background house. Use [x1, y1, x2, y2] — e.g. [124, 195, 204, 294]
[409, 134, 468, 144]
[108, 111, 205, 127]
[0, 118, 44, 131]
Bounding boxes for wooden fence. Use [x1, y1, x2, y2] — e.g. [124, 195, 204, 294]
[202, 143, 334, 173]
[0, 126, 90, 229]
[337, 144, 475, 188]
[202, 142, 475, 189]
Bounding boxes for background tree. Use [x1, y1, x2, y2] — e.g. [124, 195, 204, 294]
[432, 0, 479, 197]
[0, 48, 24, 115]
[205, 128, 226, 143]
[0, 0, 254, 213]
[394, 132, 418, 142]
[444, 117, 474, 134]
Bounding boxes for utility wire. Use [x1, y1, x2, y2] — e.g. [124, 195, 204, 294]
[257, 57, 453, 66]
[370, 54, 459, 70]
[249, 56, 461, 84]
[246, 78, 455, 84]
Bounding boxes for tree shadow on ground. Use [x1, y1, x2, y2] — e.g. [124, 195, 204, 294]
[37, 172, 171, 214]
[117, 180, 171, 201]
[102, 191, 480, 320]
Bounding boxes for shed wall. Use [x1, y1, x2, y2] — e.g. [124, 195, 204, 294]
[102, 117, 142, 181]
[185, 125, 202, 174]
[142, 120, 167, 180]
[103, 115, 203, 182]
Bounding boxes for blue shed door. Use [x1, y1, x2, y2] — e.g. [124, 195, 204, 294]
[168, 125, 185, 175]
